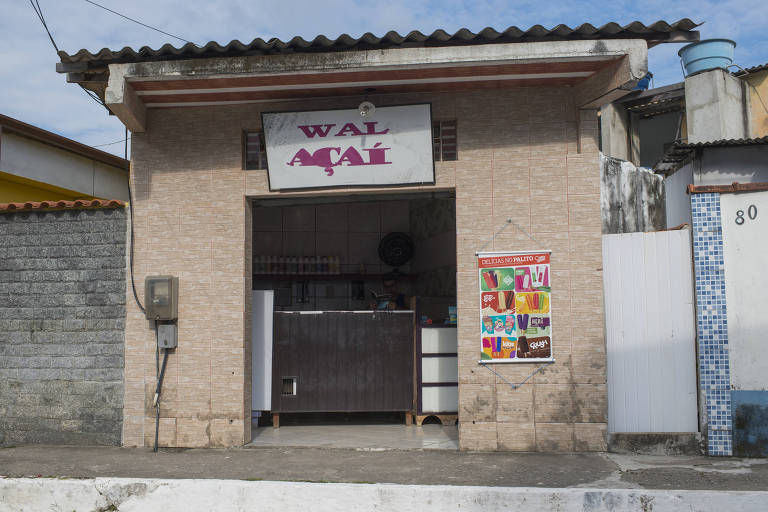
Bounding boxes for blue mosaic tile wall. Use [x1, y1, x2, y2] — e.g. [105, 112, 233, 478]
[690, 193, 732, 456]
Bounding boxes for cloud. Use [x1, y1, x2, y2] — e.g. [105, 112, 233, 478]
[1, 0, 765, 155]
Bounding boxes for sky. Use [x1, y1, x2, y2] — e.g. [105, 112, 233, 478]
[1, 0, 767, 157]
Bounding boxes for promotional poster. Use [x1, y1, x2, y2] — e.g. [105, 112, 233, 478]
[478, 251, 553, 362]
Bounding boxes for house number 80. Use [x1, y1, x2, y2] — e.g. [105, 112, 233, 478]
[735, 205, 758, 225]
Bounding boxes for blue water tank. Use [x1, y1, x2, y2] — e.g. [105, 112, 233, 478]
[678, 39, 737, 76]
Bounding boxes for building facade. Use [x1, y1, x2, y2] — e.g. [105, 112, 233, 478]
[58, 21, 699, 450]
[0, 114, 128, 203]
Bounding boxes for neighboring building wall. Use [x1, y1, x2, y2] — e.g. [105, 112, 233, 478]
[599, 103, 632, 162]
[126, 88, 607, 451]
[721, 190, 768, 390]
[664, 145, 768, 230]
[685, 69, 749, 144]
[0, 171, 90, 203]
[696, 145, 768, 184]
[742, 70, 768, 137]
[664, 163, 694, 228]
[0, 132, 128, 201]
[720, 190, 768, 456]
[601, 153, 665, 233]
[0, 207, 126, 446]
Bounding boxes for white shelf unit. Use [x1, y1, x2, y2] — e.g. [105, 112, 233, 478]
[418, 326, 458, 415]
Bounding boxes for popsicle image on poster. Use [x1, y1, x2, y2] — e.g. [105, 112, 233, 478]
[482, 270, 499, 290]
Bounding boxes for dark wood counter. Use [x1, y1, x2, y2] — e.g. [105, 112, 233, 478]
[271, 311, 414, 415]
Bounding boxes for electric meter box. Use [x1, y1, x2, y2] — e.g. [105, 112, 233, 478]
[157, 323, 178, 349]
[144, 275, 179, 320]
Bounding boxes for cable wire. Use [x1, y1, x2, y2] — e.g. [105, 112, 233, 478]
[28, 1, 107, 110]
[82, 0, 193, 45]
[93, 138, 127, 148]
[125, 126, 146, 314]
[29, 0, 58, 52]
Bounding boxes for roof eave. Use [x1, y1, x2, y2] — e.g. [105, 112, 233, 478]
[0, 114, 129, 171]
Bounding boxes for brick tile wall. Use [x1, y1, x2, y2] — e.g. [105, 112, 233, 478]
[0, 208, 126, 446]
[127, 88, 606, 450]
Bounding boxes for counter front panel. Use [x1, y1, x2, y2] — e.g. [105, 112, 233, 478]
[272, 311, 414, 413]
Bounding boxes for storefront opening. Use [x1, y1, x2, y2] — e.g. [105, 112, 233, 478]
[249, 192, 458, 449]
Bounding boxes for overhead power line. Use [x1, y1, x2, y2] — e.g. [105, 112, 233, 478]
[82, 0, 194, 45]
[92, 138, 127, 148]
[28, 1, 107, 109]
[29, 0, 59, 52]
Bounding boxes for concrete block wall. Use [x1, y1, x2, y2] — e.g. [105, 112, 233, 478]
[127, 88, 606, 450]
[0, 208, 126, 446]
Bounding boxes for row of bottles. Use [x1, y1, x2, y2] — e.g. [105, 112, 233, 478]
[254, 255, 342, 275]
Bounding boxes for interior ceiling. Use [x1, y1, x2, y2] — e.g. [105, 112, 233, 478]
[126, 58, 619, 108]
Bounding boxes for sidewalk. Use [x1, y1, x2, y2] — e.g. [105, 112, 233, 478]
[1, 445, 767, 490]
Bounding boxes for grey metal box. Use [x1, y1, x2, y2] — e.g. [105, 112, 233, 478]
[144, 276, 179, 320]
[157, 323, 177, 349]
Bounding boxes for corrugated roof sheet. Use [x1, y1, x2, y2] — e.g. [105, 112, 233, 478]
[674, 136, 768, 149]
[654, 136, 768, 174]
[0, 199, 125, 213]
[58, 19, 700, 65]
[621, 82, 685, 118]
[733, 63, 768, 76]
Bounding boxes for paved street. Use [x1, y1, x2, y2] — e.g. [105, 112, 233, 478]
[2, 445, 767, 491]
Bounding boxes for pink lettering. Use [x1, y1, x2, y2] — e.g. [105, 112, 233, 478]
[286, 142, 393, 177]
[297, 124, 336, 138]
[362, 142, 392, 165]
[363, 122, 389, 135]
[311, 147, 341, 175]
[286, 148, 315, 167]
[334, 123, 364, 137]
[336, 147, 365, 167]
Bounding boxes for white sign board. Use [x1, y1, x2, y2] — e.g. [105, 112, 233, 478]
[262, 104, 434, 190]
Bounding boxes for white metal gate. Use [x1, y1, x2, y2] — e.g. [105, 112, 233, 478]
[602, 230, 698, 433]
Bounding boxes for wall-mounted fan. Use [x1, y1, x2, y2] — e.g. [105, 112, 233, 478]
[378, 232, 414, 270]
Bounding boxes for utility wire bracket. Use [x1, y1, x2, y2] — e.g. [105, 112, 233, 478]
[478, 360, 555, 390]
[476, 218, 543, 253]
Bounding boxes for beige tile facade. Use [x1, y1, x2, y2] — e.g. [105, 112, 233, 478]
[124, 88, 606, 451]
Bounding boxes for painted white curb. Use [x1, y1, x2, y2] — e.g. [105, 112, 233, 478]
[1, 478, 767, 511]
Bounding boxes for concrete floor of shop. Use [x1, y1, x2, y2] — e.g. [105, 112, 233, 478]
[247, 422, 459, 450]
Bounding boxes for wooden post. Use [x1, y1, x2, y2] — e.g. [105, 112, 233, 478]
[272, 413, 279, 428]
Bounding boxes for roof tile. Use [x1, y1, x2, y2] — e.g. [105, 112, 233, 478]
[58, 19, 700, 66]
[0, 199, 125, 213]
